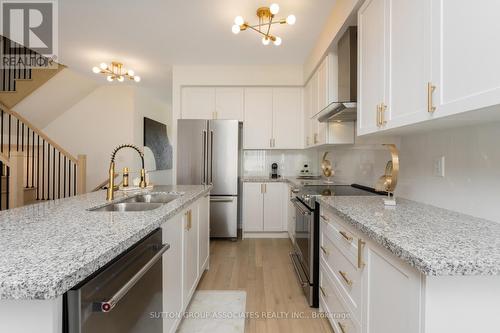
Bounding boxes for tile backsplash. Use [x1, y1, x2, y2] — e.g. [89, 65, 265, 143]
[243, 150, 319, 177]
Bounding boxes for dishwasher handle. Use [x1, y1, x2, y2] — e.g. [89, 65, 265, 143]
[94, 243, 170, 313]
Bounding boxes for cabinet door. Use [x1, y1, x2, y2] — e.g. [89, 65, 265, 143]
[198, 195, 210, 273]
[310, 71, 319, 118]
[263, 183, 284, 232]
[363, 245, 421, 333]
[318, 57, 329, 112]
[243, 183, 264, 232]
[272, 87, 302, 149]
[304, 80, 313, 147]
[181, 87, 215, 119]
[358, 0, 389, 135]
[183, 205, 199, 307]
[162, 213, 183, 333]
[243, 88, 273, 149]
[388, 0, 432, 127]
[431, 0, 500, 118]
[215, 87, 244, 121]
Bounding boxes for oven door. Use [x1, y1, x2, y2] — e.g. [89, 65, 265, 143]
[290, 198, 314, 304]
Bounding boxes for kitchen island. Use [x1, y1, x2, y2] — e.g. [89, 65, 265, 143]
[318, 196, 500, 333]
[0, 185, 211, 333]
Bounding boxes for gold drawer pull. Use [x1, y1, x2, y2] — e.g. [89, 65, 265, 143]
[320, 246, 329, 256]
[338, 270, 353, 287]
[320, 286, 327, 297]
[427, 82, 436, 113]
[339, 230, 353, 242]
[320, 214, 329, 222]
[338, 322, 348, 333]
[357, 239, 366, 269]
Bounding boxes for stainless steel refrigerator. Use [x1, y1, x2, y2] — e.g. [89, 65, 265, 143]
[177, 119, 239, 238]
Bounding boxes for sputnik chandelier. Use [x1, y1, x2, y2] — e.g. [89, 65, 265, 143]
[231, 3, 296, 46]
[92, 62, 141, 83]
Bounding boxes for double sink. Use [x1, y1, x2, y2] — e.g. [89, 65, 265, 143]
[89, 192, 184, 212]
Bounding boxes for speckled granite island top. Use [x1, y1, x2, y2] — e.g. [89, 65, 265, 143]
[318, 196, 500, 276]
[0, 185, 211, 300]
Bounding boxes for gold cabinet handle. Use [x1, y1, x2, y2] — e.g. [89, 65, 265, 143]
[320, 286, 327, 297]
[314, 133, 318, 144]
[185, 210, 192, 231]
[320, 246, 329, 256]
[338, 270, 353, 287]
[380, 103, 387, 125]
[339, 230, 353, 242]
[357, 239, 366, 269]
[427, 82, 436, 113]
[338, 322, 348, 333]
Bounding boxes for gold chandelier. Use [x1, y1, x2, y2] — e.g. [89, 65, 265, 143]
[92, 62, 141, 82]
[232, 3, 296, 46]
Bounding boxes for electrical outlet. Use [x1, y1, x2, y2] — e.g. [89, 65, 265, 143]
[433, 156, 445, 177]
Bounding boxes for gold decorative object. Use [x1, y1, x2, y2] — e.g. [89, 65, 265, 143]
[92, 62, 141, 83]
[231, 3, 296, 46]
[375, 144, 399, 206]
[321, 152, 335, 183]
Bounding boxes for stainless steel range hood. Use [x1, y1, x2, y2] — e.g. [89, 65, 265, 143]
[317, 27, 357, 122]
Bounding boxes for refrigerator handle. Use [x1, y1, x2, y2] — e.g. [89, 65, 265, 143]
[202, 130, 207, 185]
[210, 130, 214, 185]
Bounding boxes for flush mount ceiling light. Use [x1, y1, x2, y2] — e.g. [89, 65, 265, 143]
[232, 3, 296, 46]
[92, 62, 141, 82]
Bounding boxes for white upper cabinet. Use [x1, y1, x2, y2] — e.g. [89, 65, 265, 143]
[181, 87, 215, 119]
[358, 0, 500, 135]
[215, 87, 244, 120]
[358, 0, 389, 136]
[318, 57, 330, 112]
[182, 87, 244, 120]
[243, 88, 274, 149]
[272, 88, 303, 149]
[304, 79, 313, 147]
[388, 0, 432, 127]
[431, 0, 500, 118]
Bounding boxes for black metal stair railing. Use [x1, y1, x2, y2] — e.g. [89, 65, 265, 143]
[0, 35, 35, 93]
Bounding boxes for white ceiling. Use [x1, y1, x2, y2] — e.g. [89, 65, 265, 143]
[59, 0, 336, 100]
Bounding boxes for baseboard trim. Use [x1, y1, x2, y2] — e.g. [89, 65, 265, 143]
[242, 231, 290, 239]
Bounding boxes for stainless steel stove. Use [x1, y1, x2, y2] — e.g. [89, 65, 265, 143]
[290, 184, 382, 307]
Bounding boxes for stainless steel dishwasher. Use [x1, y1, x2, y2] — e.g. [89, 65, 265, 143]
[67, 229, 169, 333]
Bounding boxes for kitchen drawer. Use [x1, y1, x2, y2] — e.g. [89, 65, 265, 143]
[320, 262, 360, 333]
[320, 229, 362, 320]
[320, 211, 360, 269]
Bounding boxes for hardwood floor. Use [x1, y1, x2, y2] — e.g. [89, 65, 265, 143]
[197, 238, 334, 333]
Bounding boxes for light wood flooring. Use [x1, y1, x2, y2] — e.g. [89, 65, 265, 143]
[197, 238, 334, 333]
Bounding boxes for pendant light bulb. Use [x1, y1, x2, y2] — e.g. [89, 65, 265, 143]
[106, 75, 114, 82]
[100, 63, 108, 70]
[127, 69, 134, 76]
[273, 37, 282, 46]
[270, 3, 280, 15]
[262, 37, 270, 45]
[232, 24, 241, 34]
[234, 16, 244, 26]
[92, 66, 100, 74]
[286, 14, 296, 25]
[117, 76, 125, 82]
[134, 76, 141, 82]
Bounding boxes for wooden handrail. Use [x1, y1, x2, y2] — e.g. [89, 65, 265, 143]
[0, 102, 78, 162]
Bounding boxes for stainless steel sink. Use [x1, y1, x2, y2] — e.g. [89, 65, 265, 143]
[121, 192, 183, 204]
[89, 202, 163, 212]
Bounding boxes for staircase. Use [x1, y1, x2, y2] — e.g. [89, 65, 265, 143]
[0, 35, 86, 211]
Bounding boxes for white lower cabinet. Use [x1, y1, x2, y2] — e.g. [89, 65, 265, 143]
[242, 182, 286, 235]
[320, 205, 421, 333]
[161, 195, 210, 333]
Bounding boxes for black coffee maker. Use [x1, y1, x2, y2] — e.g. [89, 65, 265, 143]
[271, 163, 280, 179]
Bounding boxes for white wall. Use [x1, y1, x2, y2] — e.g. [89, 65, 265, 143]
[397, 122, 500, 223]
[44, 85, 136, 191]
[134, 88, 172, 185]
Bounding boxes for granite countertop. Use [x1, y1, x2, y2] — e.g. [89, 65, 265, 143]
[242, 176, 340, 188]
[0, 185, 211, 300]
[318, 196, 500, 276]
